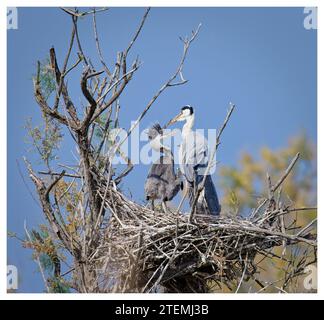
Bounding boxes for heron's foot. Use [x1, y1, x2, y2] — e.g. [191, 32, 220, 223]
[150, 199, 155, 212]
[162, 201, 169, 214]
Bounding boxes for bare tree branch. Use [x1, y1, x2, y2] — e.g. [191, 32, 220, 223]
[124, 8, 151, 58]
[251, 152, 301, 221]
[109, 24, 202, 181]
[272, 152, 300, 192]
[34, 62, 71, 128]
[61, 7, 109, 18]
[23, 157, 78, 255]
[93, 8, 112, 77]
[80, 67, 105, 131]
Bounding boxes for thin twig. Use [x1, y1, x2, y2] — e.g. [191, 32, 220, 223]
[61, 7, 109, 18]
[272, 153, 300, 192]
[93, 8, 112, 77]
[110, 24, 202, 179]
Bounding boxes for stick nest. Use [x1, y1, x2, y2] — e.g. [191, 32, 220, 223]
[96, 187, 316, 293]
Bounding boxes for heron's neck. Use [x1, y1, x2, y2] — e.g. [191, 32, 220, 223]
[182, 114, 195, 138]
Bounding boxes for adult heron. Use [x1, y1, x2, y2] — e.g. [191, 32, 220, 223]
[166, 105, 221, 216]
[145, 124, 182, 212]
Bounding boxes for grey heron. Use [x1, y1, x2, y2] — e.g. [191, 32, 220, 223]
[145, 124, 183, 212]
[166, 105, 221, 216]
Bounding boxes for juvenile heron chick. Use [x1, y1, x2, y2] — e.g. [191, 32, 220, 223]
[145, 124, 182, 212]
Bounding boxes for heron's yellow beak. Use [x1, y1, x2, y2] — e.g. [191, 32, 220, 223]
[165, 112, 182, 128]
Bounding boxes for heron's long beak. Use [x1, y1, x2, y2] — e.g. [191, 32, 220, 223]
[164, 112, 182, 128]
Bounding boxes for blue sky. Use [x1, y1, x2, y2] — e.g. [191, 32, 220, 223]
[7, 7, 316, 292]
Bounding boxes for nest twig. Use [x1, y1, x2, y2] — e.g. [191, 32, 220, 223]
[87, 149, 317, 293]
[92, 180, 316, 293]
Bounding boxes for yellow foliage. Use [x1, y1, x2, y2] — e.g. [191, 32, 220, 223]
[218, 133, 317, 292]
[52, 179, 82, 236]
[220, 133, 316, 214]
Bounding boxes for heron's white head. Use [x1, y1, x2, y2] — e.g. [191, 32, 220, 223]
[166, 105, 194, 127]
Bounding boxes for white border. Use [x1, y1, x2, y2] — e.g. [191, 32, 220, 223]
[2, 0, 321, 300]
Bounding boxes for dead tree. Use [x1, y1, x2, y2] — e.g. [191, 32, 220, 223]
[21, 8, 316, 293]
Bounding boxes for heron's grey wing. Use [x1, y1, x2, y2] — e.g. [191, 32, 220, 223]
[147, 156, 168, 177]
[192, 131, 209, 166]
[187, 175, 221, 216]
[145, 158, 169, 199]
[200, 175, 221, 216]
[179, 141, 194, 183]
[180, 131, 209, 183]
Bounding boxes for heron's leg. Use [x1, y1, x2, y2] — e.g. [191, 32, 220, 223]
[191, 177, 198, 215]
[177, 188, 188, 213]
[162, 201, 168, 214]
[151, 199, 155, 211]
[193, 176, 197, 198]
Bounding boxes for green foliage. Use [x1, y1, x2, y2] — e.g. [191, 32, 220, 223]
[7, 231, 17, 238]
[25, 114, 63, 165]
[29, 227, 59, 265]
[93, 113, 117, 171]
[39, 253, 55, 273]
[94, 113, 114, 141]
[94, 113, 108, 139]
[34, 58, 56, 101]
[48, 277, 70, 293]
[26, 57, 61, 165]
[25, 225, 71, 292]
